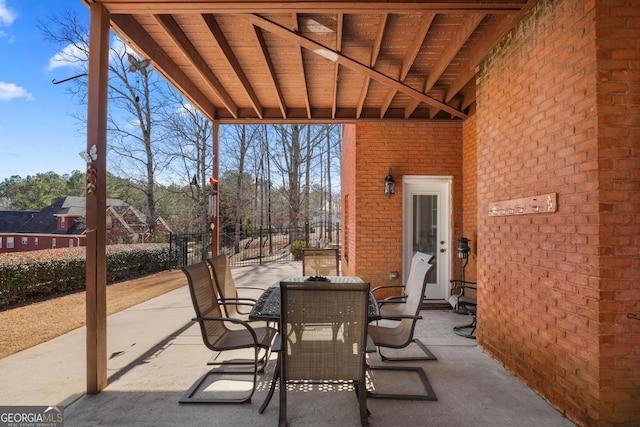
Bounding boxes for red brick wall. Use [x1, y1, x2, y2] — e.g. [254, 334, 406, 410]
[476, 0, 640, 425]
[462, 110, 478, 284]
[594, 1, 640, 424]
[341, 121, 463, 290]
[342, 124, 357, 273]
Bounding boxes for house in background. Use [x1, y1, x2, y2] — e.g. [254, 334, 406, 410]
[0, 196, 171, 253]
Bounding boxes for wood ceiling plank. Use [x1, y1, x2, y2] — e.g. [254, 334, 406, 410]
[244, 13, 467, 119]
[201, 14, 263, 118]
[445, 0, 538, 102]
[154, 14, 239, 118]
[425, 13, 484, 91]
[110, 14, 217, 120]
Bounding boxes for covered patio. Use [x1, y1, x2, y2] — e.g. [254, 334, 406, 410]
[77, 1, 639, 426]
[0, 262, 574, 426]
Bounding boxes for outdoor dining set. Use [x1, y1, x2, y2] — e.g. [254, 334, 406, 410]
[178, 250, 450, 426]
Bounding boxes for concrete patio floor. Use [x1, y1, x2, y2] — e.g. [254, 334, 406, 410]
[0, 262, 576, 426]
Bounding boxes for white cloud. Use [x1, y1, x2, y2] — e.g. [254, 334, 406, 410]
[0, 81, 34, 101]
[47, 42, 88, 70]
[0, 0, 16, 26]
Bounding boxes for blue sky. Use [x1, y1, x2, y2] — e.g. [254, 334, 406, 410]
[0, 0, 90, 182]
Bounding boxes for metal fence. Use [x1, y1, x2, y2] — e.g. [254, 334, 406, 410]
[169, 221, 340, 268]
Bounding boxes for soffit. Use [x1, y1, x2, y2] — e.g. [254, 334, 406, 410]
[87, 0, 538, 123]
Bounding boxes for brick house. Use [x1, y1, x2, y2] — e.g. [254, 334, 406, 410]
[78, 0, 639, 425]
[0, 196, 172, 253]
[340, 2, 640, 425]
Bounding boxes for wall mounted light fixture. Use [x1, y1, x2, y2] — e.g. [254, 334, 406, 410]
[384, 168, 395, 197]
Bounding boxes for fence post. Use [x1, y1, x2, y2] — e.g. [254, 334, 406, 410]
[305, 221, 310, 246]
[259, 226, 263, 264]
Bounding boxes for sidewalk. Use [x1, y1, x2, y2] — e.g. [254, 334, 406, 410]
[0, 262, 576, 426]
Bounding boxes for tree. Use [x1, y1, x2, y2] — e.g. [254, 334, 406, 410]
[220, 125, 260, 253]
[0, 172, 82, 210]
[160, 92, 213, 232]
[39, 9, 177, 237]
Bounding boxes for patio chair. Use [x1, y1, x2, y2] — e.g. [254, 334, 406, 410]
[449, 280, 477, 339]
[370, 251, 437, 362]
[180, 262, 277, 404]
[207, 254, 264, 319]
[372, 252, 435, 318]
[302, 248, 340, 276]
[367, 252, 437, 401]
[276, 280, 370, 426]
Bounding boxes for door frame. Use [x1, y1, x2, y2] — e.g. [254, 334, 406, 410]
[402, 176, 452, 299]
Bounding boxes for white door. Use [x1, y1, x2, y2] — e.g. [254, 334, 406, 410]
[403, 177, 451, 299]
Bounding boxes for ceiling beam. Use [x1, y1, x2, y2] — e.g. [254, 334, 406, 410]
[154, 14, 239, 118]
[251, 25, 288, 118]
[244, 13, 467, 119]
[110, 14, 217, 120]
[405, 13, 484, 117]
[332, 13, 344, 119]
[445, 0, 539, 102]
[201, 14, 263, 118]
[291, 13, 312, 119]
[380, 13, 435, 117]
[102, 1, 529, 15]
[356, 13, 387, 118]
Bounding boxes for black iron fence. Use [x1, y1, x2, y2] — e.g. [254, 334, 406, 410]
[169, 221, 340, 268]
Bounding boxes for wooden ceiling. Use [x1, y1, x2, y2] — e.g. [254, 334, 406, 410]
[87, 1, 538, 123]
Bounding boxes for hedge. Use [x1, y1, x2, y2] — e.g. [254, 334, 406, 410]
[0, 244, 170, 308]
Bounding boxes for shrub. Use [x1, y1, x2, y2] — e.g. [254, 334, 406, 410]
[0, 244, 170, 308]
[291, 240, 308, 260]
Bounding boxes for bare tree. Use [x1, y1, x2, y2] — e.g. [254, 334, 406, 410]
[220, 125, 259, 253]
[161, 92, 213, 231]
[39, 9, 175, 238]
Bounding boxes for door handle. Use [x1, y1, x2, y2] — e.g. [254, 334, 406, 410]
[440, 249, 446, 253]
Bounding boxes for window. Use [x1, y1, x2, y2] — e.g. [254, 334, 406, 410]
[69, 239, 74, 248]
[34, 237, 38, 246]
[0, 237, 3, 248]
[21, 237, 28, 245]
[7, 237, 14, 249]
[52, 238, 56, 249]
[106, 215, 113, 228]
[60, 217, 66, 228]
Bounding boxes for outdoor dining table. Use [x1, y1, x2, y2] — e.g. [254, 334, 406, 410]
[249, 275, 380, 413]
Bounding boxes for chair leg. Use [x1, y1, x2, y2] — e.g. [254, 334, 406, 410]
[378, 338, 437, 362]
[179, 368, 256, 404]
[278, 362, 287, 427]
[453, 315, 476, 339]
[356, 380, 369, 426]
[366, 365, 437, 401]
[180, 347, 260, 404]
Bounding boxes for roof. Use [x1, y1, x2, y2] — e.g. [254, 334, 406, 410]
[0, 211, 38, 233]
[87, 0, 537, 123]
[0, 197, 136, 236]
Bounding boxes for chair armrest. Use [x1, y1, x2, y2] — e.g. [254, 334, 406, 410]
[376, 314, 423, 322]
[236, 285, 265, 291]
[219, 301, 256, 310]
[193, 315, 259, 342]
[220, 297, 257, 304]
[450, 280, 477, 295]
[371, 284, 405, 298]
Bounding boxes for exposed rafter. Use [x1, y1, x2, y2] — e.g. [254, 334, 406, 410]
[101, 0, 538, 123]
